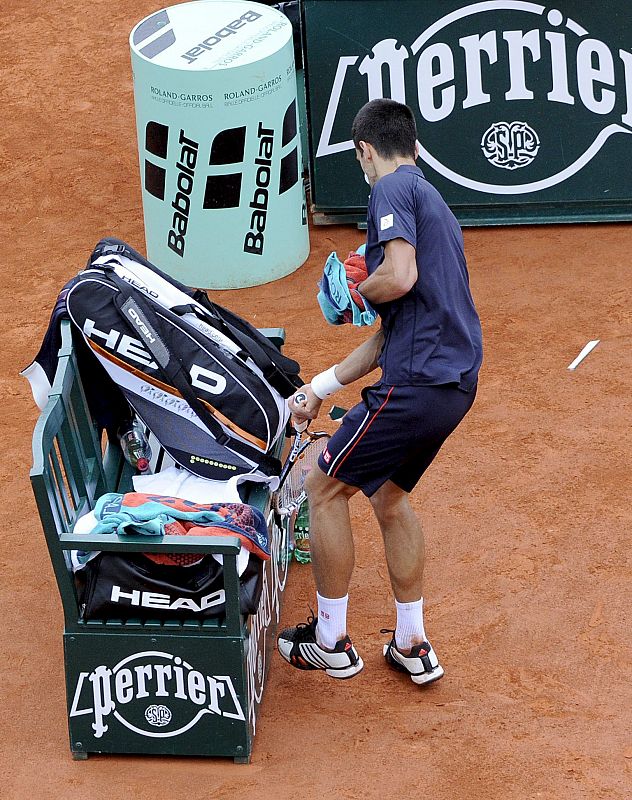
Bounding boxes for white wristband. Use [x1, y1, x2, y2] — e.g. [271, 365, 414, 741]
[310, 366, 344, 399]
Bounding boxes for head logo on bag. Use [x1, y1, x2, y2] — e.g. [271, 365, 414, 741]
[109, 584, 226, 613]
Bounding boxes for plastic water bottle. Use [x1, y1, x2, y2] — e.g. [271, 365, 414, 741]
[293, 501, 311, 564]
[117, 419, 152, 473]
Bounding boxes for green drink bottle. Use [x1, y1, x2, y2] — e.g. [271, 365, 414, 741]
[293, 501, 311, 564]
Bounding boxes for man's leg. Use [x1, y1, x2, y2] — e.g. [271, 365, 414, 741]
[370, 480, 444, 685]
[276, 466, 364, 678]
[369, 479, 424, 603]
[305, 465, 359, 598]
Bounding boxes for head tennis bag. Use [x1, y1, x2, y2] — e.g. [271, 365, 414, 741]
[65, 238, 302, 480]
[77, 552, 264, 622]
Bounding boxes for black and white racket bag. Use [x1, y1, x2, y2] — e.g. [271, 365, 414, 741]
[65, 238, 301, 481]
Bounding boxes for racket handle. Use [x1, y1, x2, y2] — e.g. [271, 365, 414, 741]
[292, 392, 309, 431]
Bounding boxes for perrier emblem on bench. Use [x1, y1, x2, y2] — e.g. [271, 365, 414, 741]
[69, 650, 245, 739]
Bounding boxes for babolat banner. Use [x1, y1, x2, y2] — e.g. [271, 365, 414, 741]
[302, 0, 632, 224]
[130, 0, 309, 289]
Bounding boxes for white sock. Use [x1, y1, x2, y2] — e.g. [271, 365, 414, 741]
[316, 592, 348, 650]
[395, 598, 426, 652]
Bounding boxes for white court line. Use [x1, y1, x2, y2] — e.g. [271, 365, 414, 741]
[568, 340, 600, 370]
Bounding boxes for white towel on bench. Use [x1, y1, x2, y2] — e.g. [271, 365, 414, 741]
[133, 465, 279, 500]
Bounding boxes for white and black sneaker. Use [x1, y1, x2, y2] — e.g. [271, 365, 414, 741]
[382, 629, 444, 686]
[277, 615, 364, 679]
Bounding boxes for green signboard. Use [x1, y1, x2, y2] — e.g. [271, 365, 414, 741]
[302, 0, 632, 224]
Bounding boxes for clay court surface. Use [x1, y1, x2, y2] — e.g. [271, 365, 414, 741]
[2, 1, 631, 798]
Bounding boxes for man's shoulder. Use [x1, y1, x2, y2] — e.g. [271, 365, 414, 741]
[380, 168, 418, 186]
[372, 170, 419, 205]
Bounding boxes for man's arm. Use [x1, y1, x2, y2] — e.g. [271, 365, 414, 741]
[335, 326, 385, 384]
[358, 238, 417, 304]
[291, 328, 385, 421]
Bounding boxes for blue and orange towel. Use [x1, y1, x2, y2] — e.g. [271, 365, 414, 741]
[76, 492, 271, 567]
[317, 245, 377, 327]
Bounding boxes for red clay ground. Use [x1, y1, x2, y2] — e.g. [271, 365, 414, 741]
[1, 2, 631, 798]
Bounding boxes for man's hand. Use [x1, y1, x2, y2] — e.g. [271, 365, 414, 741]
[288, 385, 323, 426]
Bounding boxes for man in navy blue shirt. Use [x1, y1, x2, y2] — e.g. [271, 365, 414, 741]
[277, 99, 482, 684]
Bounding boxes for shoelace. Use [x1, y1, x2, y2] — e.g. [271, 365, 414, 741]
[380, 628, 399, 653]
[380, 628, 408, 656]
[290, 612, 319, 643]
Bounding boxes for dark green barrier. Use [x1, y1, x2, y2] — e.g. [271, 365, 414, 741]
[302, 0, 632, 224]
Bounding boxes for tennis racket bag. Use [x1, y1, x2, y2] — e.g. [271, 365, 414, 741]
[77, 552, 263, 622]
[65, 238, 301, 480]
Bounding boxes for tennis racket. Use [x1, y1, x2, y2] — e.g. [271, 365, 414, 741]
[273, 394, 330, 517]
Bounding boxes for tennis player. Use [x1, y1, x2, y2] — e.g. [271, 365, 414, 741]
[277, 99, 483, 684]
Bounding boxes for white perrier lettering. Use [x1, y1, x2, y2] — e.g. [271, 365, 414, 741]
[168, 130, 199, 258]
[243, 122, 274, 256]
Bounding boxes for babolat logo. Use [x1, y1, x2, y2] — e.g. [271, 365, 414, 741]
[244, 122, 274, 256]
[69, 651, 245, 739]
[317, 1, 632, 194]
[143, 124, 199, 258]
[110, 585, 225, 614]
[168, 130, 199, 257]
[142, 98, 300, 246]
[180, 10, 262, 65]
[132, 9, 176, 61]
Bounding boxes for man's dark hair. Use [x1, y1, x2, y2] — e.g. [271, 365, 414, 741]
[351, 99, 417, 160]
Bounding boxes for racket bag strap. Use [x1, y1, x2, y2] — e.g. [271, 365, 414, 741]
[172, 301, 300, 398]
[191, 295, 302, 396]
[109, 279, 281, 475]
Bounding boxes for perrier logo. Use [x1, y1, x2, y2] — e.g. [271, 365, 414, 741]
[69, 650, 245, 739]
[316, 1, 632, 195]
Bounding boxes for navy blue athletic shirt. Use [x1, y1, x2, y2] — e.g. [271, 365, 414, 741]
[365, 164, 482, 391]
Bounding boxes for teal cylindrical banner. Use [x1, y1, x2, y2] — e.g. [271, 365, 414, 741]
[130, 0, 310, 288]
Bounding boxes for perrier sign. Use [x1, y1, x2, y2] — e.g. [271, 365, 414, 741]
[302, 0, 632, 224]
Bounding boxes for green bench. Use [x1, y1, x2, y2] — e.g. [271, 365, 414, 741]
[29, 319, 292, 762]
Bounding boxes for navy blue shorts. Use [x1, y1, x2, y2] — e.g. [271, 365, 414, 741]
[318, 382, 477, 497]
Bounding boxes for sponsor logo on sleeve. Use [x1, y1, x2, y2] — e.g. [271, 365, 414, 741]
[380, 213, 394, 230]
